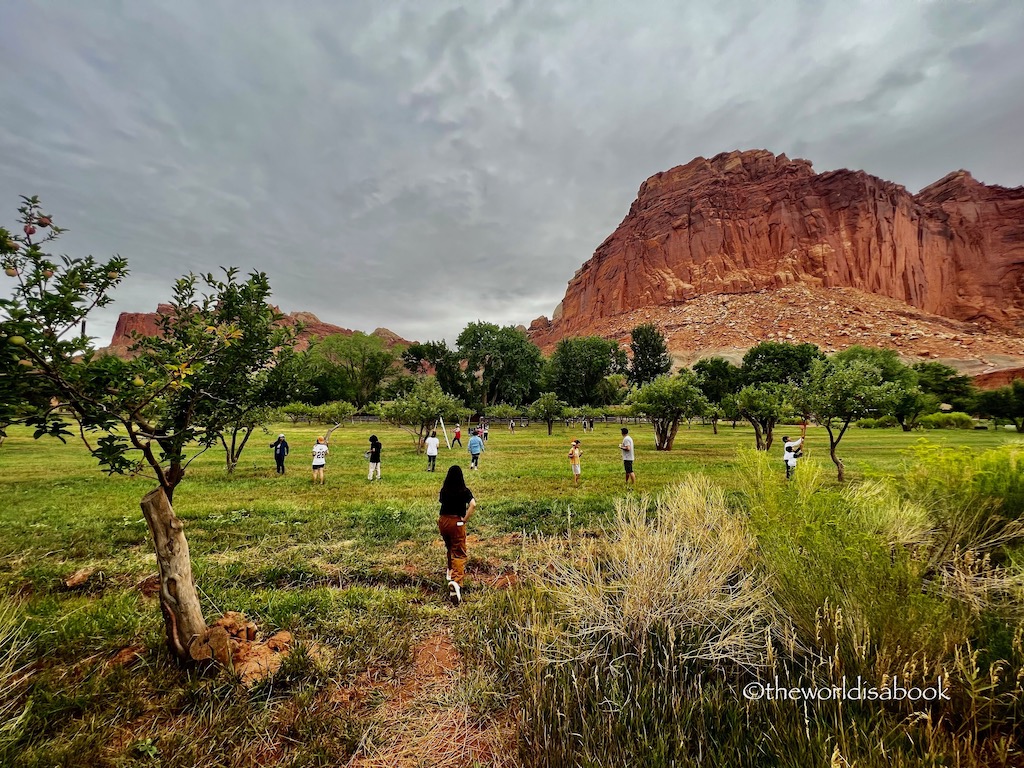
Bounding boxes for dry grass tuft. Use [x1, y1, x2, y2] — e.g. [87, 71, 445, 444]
[537, 476, 772, 669]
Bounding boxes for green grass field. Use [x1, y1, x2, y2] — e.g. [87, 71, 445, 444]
[1, 421, 1022, 767]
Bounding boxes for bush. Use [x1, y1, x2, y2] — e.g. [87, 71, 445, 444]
[919, 411, 975, 429]
[856, 414, 899, 428]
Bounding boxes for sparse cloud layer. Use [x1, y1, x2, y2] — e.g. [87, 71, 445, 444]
[2, 0, 1022, 344]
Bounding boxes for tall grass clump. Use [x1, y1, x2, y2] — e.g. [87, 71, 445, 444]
[738, 448, 1024, 765]
[0, 599, 30, 751]
[495, 478, 775, 766]
[486, 454, 1024, 767]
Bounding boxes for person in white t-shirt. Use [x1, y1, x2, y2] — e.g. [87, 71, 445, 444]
[781, 423, 807, 479]
[425, 430, 440, 472]
[311, 436, 329, 485]
[619, 427, 636, 486]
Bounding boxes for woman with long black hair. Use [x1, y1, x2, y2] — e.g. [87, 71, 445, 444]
[437, 465, 476, 606]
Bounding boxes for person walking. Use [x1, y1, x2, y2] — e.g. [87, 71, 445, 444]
[568, 439, 582, 487]
[483, 422, 489, 442]
[468, 429, 484, 470]
[367, 434, 382, 481]
[270, 433, 289, 474]
[425, 430, 440, 472]
[452, 423, 462, 447]
[311, 436, 329, 485]
[619, 427, 636, 487]
[509, 419, 515, 434]
[437, 465, 476, 606]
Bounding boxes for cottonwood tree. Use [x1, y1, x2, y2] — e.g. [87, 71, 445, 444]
[379, 376, 465, 451]
[795, 358, 900, 481]
[628, 323, 672, 387]
[305, 332, 397, 409]
[835, 346, 931, 431]
[1, 198, 291, 662]
[628, 372, 707, 450]
[913, 361, 977, 413]
[741, 341, 824, 386]
[975, 380, 1024, 432]
[543, 336, 628, 406]
[401, 340, 472, 403]
[692, 356, 743, 435]
[456, 321, 543, 409]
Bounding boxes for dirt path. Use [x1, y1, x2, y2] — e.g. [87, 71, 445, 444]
[338, 628, 515, 768]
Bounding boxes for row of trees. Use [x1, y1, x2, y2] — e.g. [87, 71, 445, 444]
[624, 340, 1022, 482]
[274, 320, 669, 416]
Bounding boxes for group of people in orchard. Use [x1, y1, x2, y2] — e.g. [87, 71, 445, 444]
[268, 423, 651, 487]
[267, 420, 806, 609]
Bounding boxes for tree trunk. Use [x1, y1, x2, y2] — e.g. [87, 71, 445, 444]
[830, 442, 845, 482]
[140, 487, 207, 662]
[749, 420, 764, 450]
[712, 418, 718, 435]
[901, 423, 912, 432]
[547, 419, 553, 436]
[661, 420, 680, 450]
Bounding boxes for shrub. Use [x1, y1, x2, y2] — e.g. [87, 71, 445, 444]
[919, 411, 975, 429]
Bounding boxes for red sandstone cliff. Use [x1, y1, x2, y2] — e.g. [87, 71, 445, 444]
[105, 306, 410, 356]
[530, 150, 1024, 349]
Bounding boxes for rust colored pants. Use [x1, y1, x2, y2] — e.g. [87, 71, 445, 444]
[438, 515, 467, 585]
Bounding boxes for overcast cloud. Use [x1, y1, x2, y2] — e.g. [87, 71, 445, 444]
[2, 0, 1023, 346]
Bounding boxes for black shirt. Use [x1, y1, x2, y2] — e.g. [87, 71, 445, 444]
[438, 487, 474, 517]
[368, 441, 382, 462]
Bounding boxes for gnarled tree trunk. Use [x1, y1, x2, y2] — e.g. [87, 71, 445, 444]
[141, 487, 207, 662]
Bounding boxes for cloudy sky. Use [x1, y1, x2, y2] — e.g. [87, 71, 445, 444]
[2, 0, 1023, 346]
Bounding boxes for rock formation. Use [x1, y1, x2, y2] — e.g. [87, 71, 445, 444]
[104, 305, 409, 356]
[529, 149, 1024, 378]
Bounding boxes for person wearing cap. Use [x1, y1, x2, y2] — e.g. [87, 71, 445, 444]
[270, 433, 290, 475]
[568, 439, 582, 486]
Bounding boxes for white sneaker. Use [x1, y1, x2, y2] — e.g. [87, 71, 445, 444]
[448, 580, 461, 606]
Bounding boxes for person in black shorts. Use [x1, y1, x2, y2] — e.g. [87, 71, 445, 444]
[619, 427, 636, 486]
[437, 465, 476, 606]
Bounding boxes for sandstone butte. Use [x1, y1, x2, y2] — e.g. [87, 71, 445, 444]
[528, 149, 1024, 386]
[104, 304, 409, 356]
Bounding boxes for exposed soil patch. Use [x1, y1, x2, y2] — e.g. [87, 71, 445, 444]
[107, 644, 146, 668]
[491, 572, 519, 590]
[340, 630, 515, 768]
[136, 573, 160, 597]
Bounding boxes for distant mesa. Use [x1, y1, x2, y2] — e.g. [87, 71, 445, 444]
[529, 149, 1024, 386]
[103, 305, 410, 356]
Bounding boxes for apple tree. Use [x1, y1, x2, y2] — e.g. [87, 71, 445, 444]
[733, 383, 790, 450]
[794, 358, 900, 481]
[529, 392, 569, 436]
[378, 376, 466, 451]
[0, 197, 293, 662]
[628, 372, 707, 450]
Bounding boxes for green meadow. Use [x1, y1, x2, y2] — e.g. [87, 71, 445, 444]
[1, 421, 1022, 767]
